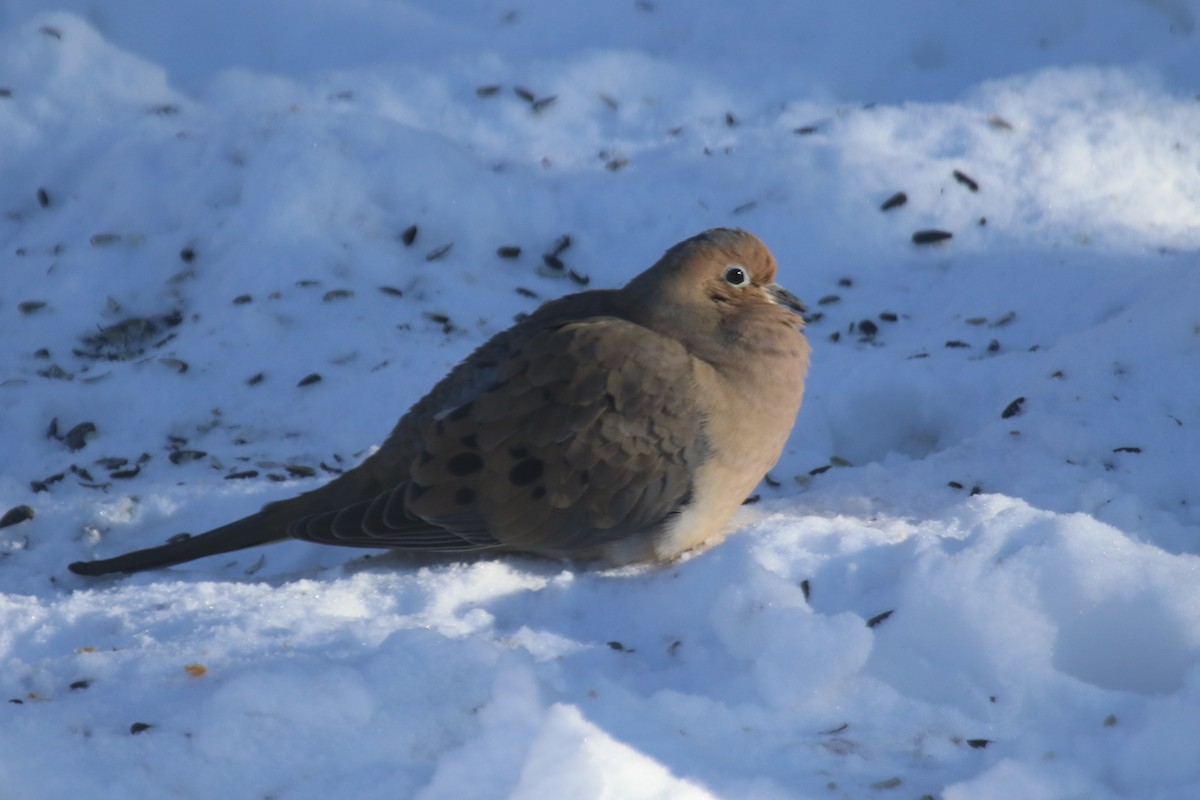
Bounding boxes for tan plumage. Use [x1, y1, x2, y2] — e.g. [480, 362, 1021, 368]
[69, 228, 810, 575]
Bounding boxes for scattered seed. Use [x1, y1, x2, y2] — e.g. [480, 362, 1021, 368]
[880, 312, 898, 322]
[605, 158, 628, 171]
[150, 104, 180, 115]
[809, 464, 832, 476]
[880, 192, 907, 211]
[1112, 446, 1142, 454]
[0, 88, 12, 98]
[320, 461, 344, 475]
[425, 243, 453, 262]
[725, 111, 737, 127]
[858, 319, 879, 338]
[607, 641, 634, 652]
[866, 610, 893, 628]
[820, 723, 848, 735]
[183, 664, 207, 678]
[322, 289, 354, 302]
[966, 739, 991, 749]
[542, 253, 565, 271]
[531, 95, 557, 113]
[40, 25, 62, 39]
[130, 722, 152, 735]
[742, 494, 760, 505]
[987, 339, 1000, 353]
[732, 200, 757, 215]
[913, 230, 953, 245]
[948, 481, 964, 489]
[763, 473, 781, 488]
[476, 84, 500, 97]
[990, 311, 1016, 327]
[870, 777, 902, 791]
[231, 293, 254, 305]
[598, 92, 618, 110]
[378, 286, 404, 297]
[953, 170, 979, 191]
[224, 470, 258, 480]
[515, 287, 538, 299]
[513, 86, 536, 103]
[110, 465, 141, 479]
[497, 246, 522, 259]
[945, 340, 971, 349]
[970, 485, 983, 496]
[284, 464, 317, 478]
[965, 317, 987, 326]
[987, 115, 1013, 130]
[0, 505, 34, 529]
[1104, 714, 1118, 727]
[69, 680, 91, 691]
[169, 449, 206, 465]
[62, 422, 98, 451]
[36, 187, 50, 208]
[297, 373, 322, 387]
[19, 300, 47, 314]
[818, 295, 840, 305]
[179, 247, 195, 262]
[1001, 397, 1025, 419]
[793, 125, 819, 135]
[667, 126, 683, 137]
[399, 225, 418, 247]
[829, 331, 840, 342]
[246, 372, 264, 386]
[568, 270, 590, 286]
[89, 233, 121, 247]
[800, 579, 811, 601]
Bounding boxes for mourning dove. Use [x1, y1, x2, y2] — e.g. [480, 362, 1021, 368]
[69, 228, 810, 575]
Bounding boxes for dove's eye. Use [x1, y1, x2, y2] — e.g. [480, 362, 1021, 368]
[723, 265, 750, 287]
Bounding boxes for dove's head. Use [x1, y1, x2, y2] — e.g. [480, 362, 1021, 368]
[624, 228, 807, 360]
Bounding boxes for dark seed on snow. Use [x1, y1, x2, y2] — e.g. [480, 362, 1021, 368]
[400, 225, 418, 246]
[37, 188, 50, 207]
[297, 373, 322, 387]
[551, 235, 572, 255]
[1001, 397, 1025, 419]
[880, 191, 907, 211]
[169, 449, 207, 465]
[913, 230, 953, 245]
[425, 243, 453, 262]
[880, 312, 898, 322]
[224, 470, 259, 480]
[866, 610, 893, 628]
[497, 246, 522, 259]
[953, 170, 980, 191]
[0, 505, 34, 529]
[475, 85, 500, 97]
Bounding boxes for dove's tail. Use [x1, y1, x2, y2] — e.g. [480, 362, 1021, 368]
[67, 510, 288, 576]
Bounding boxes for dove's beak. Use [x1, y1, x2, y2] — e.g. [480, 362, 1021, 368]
[767, 283, 806, 315]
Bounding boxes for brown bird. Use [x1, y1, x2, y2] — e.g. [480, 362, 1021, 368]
[69, 228, 809, 576]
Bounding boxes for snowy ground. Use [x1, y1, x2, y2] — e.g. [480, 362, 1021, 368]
[2, 2, 1200, 798]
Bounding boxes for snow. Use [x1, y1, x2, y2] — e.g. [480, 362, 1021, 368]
[2, 1, 1200, 797]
